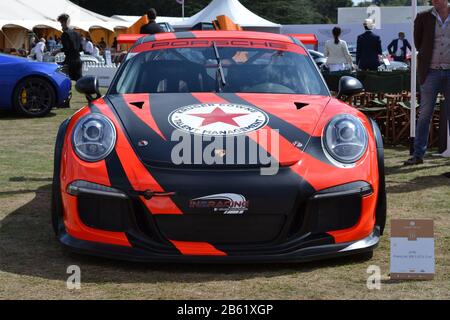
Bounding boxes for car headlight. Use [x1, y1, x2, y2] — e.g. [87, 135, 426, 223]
[322, 114, 368, 164]
[72, 114, 116, 162]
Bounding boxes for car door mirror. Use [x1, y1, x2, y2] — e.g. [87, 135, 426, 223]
[75, 76, 101, 102]
[336, 76, 364, 100]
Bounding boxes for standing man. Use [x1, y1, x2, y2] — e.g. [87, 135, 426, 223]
[387, 32, 412, 62]
[140, 8, 163, 34]
[356, 19, 382, 71]
[84, 37, 94, 55]
[47, 36, 57, 52]
[34, 38, 46, 62]
[98, 37, 107, 50]
[56, 13, 82, 81]
[404, 0, 450, 165]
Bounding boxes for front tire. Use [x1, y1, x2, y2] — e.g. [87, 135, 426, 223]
[13, 77, 56, 117]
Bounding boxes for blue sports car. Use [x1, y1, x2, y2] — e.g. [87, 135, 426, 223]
[0, 53, 71, 117]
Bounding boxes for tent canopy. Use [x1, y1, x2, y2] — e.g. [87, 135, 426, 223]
[176, 0, 280, 29]
[0, 0, 133, 32]
[0, 0, 136, 49]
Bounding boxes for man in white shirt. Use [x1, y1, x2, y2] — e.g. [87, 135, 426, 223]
[84, 38, 94, 55]
[34, 38, 46, 62]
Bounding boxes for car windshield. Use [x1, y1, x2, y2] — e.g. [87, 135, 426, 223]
[110, 45, 328, 95]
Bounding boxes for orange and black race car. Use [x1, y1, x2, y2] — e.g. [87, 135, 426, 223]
[52, 31, 386, 263]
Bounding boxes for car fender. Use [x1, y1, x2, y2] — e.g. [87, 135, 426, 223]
[368, 117, 386, 235]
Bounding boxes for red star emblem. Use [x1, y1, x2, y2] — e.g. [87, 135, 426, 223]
[189, 107, 248, 127]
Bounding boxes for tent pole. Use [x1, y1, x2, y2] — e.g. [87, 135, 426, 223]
[410, 0, 418, 155]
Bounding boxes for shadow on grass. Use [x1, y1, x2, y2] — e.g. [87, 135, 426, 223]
[9, 177, 53, 182]
[385, 163, 450, 176]
[0, 184, 372, 284]
[386, 174, 450, 194]
[0, 111, 57, 120]
[0, 189, 42, 196]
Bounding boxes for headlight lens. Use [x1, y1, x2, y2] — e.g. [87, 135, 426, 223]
[323, 114, 368, 164]
[72, 114, 116, 162]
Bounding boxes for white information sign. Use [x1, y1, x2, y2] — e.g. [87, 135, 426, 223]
[390, 219, 434, 280]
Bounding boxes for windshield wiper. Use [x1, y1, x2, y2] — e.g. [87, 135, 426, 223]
[212, 42, 226, 92]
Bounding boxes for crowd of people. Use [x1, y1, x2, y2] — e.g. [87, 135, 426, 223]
[324, 19, 411, 72]
[27, 33, 110, 63]
[324, 0, 449, 168]
[0, 33, 114, 62]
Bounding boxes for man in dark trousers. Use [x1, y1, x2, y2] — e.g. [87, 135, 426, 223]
[56, 14, 82, 81]
[140, 8, 163, 34]
[356, 19, 382, 71]
[387, 32, 412, 62]
[404, 0, 450, 166]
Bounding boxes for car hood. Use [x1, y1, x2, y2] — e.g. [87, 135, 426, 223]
[0, 53, 29, 64]
[106, 93, 331, 168]
[0, 54, 58, 71]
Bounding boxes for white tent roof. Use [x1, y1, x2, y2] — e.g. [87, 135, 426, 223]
[177, 0, 280, 28]
[112, 15, 187, 25]
[0, 0, 133, 32]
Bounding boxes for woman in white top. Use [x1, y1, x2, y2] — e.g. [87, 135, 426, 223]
[324, 27, 353, 72]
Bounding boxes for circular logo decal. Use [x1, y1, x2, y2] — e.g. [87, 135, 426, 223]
[169, 103, 269, 136]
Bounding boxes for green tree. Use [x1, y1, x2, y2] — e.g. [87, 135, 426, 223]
[74, 0, 354, 25]
[241, 0, 322, 24]
[312, 0, 354, 23]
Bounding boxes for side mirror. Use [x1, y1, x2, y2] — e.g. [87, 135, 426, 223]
[336, 76, 364, 100]
[75, 76, 101, 102]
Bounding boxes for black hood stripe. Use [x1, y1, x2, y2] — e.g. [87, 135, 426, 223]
[107, 93, 276, 168]
[90, 102, 134, 191]
[105, 150, 134, 191]
[217, 93, 311, 149]
[217, 93, 334, 167]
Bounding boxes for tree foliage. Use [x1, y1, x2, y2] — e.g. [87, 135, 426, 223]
[74, 0, 427, 25]
[74, 0, 348, 24]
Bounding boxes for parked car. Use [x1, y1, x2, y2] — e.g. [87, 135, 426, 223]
[0, 53, 71, 117]
[158, 22, 175, 33]
[308, 49, 327, 68]
[348, 44, 409, 71]
[52, 31, 386, 263]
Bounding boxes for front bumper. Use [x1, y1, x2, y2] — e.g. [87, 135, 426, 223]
[57, 178, 379, 263]
[58, 225, 379, 263]
[53, 72, 72, 107]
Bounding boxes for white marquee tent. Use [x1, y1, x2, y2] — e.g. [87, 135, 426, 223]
[0, 0, 133, 49]
[175, 0, 281, 32]
[112, 15, 186, 26]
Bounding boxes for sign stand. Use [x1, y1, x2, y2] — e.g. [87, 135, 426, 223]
[437, 129, 450, 157]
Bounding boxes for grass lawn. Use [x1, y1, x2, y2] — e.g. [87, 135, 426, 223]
[0, 90, 449, 300]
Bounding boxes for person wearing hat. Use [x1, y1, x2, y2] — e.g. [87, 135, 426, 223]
[54, 13, 83, 81]
[356, 19, 382, 71]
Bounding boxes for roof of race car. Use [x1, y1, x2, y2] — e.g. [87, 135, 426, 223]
[123, 31, 307, 55]
[119, 31, 303, 46]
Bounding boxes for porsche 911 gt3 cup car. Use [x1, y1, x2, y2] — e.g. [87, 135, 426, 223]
[52, 31, 386, 263]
